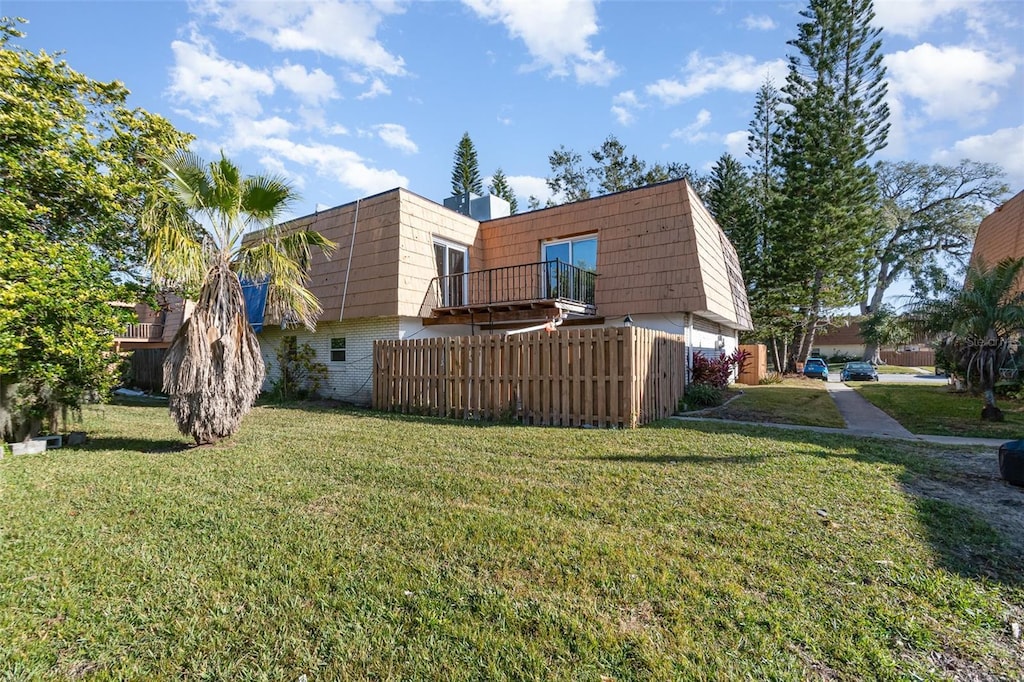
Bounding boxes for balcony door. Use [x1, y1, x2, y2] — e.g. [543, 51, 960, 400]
[434, 240, 468, 307]
[542, 235, 597, 300]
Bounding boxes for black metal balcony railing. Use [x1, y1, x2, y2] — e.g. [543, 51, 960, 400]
[430, 260, 597, 312]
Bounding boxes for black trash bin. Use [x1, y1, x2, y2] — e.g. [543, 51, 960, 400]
[997, 440, 1024, 487]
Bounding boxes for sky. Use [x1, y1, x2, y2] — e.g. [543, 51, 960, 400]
[7, 0, 1024, 221]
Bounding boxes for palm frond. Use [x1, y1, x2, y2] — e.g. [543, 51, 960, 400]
[241, 174, 299, 229]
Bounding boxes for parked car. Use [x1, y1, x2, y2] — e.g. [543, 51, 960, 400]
[841, 361, 879, 382]
[803, 357, 829, 381]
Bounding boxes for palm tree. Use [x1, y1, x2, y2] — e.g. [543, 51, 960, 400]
[913, 257, 1024, 421]
[143, 151, 334, 444]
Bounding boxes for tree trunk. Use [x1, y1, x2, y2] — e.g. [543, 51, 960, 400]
[862, 341, 881, 364]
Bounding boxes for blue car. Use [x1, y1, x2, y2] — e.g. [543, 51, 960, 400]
[803, 357, 829, 381]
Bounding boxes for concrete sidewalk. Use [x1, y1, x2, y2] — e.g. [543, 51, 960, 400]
[825, 381, 915, 438]
[672, 382, 1010, 448]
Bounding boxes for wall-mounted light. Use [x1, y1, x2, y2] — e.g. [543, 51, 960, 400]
[623, 314, 633, 328]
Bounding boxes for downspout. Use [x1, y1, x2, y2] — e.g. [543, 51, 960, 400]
[339, 199, 360, 323]
[503, 313, 565, 339]
[686, 312, 694, 385]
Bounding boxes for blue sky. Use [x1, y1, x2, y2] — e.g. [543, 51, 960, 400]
[9, 0, 1024, 219]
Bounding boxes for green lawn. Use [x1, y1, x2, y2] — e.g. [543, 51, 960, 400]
[702, 379, 845, 428]
[2, 403, 1021, 679]
[855, 384, 1024, 439]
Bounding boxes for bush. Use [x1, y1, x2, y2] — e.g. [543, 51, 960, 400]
[267, 337, 327, 402]
[680, 383, 723, 411]
[827, 352, 860, 364]
[758, 371, 783, 385]
[690, 348, 751, 389]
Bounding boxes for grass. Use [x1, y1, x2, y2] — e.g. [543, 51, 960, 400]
[855, 384, 1024, 439]
[875, 365, 933, 375]
[2, 403, 1022, 679]
[700, 378, 845, 428]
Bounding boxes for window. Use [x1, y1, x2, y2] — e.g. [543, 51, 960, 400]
[434, 239, 469, 306]
[330, 337, 346, 362]
[542, 235, 597, 300]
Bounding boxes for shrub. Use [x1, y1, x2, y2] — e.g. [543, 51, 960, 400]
[827, 352, 860, 364]
[268, 337, 328, 402]
[758, 371, 783, 385]
[680, 383, 723, 411]
[690, 348, 751, 389]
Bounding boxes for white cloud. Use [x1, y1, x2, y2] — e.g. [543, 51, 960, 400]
[357, 78, 391, 100]
[933, 126, 1024, 188]
[197, 0, 406, 75]
[273, 62, 338, 105]
[886, 43, 1015, 120]
[646, 52, 787, 105]
[257, 137, 409, 195]
[611, 90, 642, 126]
[742, 15, 776, 31]
[723, 130, 749, 158]
[507, 175, 553, 206]
[374, 123, 418, 154]
[873, 0, 977, 38]
[168, 35, 275, 121]
[461, 0, 620, 85]
[670, 109, 713, 143]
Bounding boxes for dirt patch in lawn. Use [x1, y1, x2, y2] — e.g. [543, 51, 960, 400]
[903, 445, 1024, 557]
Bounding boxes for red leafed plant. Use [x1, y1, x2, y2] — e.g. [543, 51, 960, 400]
[690, 348, 751, 389]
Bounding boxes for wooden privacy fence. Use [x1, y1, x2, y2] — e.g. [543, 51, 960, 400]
[373, 327, 686, 428]
[880, 349, 935, 367]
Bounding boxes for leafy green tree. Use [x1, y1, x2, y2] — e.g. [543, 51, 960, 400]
[858, 304, 911, 364]
[546, 145, 591, 203]
[488, 167, 518, 214]
[143, 152, 335, 444]
[0, 232, 131, 440]
[546, 134, 703, 205]
[912, 258, 1024, 421]
[776, 0, 890, 367]
[861, 159, 1009, 313]
[451, 132, 483, 196]
[0, 17, 191, 438]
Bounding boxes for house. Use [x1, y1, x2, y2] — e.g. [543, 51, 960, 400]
[968, 188, 1024, 284]
[113, 293, 194, 391]
[253, 178, 752, 405]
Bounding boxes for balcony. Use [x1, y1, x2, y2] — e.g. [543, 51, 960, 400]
[424, 260, 598, 327]
[113, 323, 168, 351]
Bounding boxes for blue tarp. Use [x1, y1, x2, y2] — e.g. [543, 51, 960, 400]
[240, 278, 269, 333]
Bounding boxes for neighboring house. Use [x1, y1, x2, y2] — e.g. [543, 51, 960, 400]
[113, 293, 194, 391]
[814, 318, 932, 363]
[968, 188, 1024, 283]
[112, 293, 194, 352]
[253, 178, 752, 406]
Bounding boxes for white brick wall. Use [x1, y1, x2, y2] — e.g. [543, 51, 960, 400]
[260, 316, 400, 405]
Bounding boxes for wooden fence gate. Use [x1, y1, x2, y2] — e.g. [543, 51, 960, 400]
[373, 327, 686, 428]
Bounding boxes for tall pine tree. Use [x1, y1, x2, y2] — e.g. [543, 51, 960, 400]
[488, 168, 518, 214]
[450, 132, 483, 196]
[776, 0, 889, 367]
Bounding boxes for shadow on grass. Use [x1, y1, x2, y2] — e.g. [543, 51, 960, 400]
[591, 453, 770, 466]
[81, 437, 191, 454]
[650, 419, 1024, 588]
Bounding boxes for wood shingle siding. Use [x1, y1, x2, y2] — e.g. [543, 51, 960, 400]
[969, 189, 1024, 289]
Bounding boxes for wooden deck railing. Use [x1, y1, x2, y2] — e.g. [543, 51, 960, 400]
[117, 323, 165, 341]
[373, 327, 685, 428]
